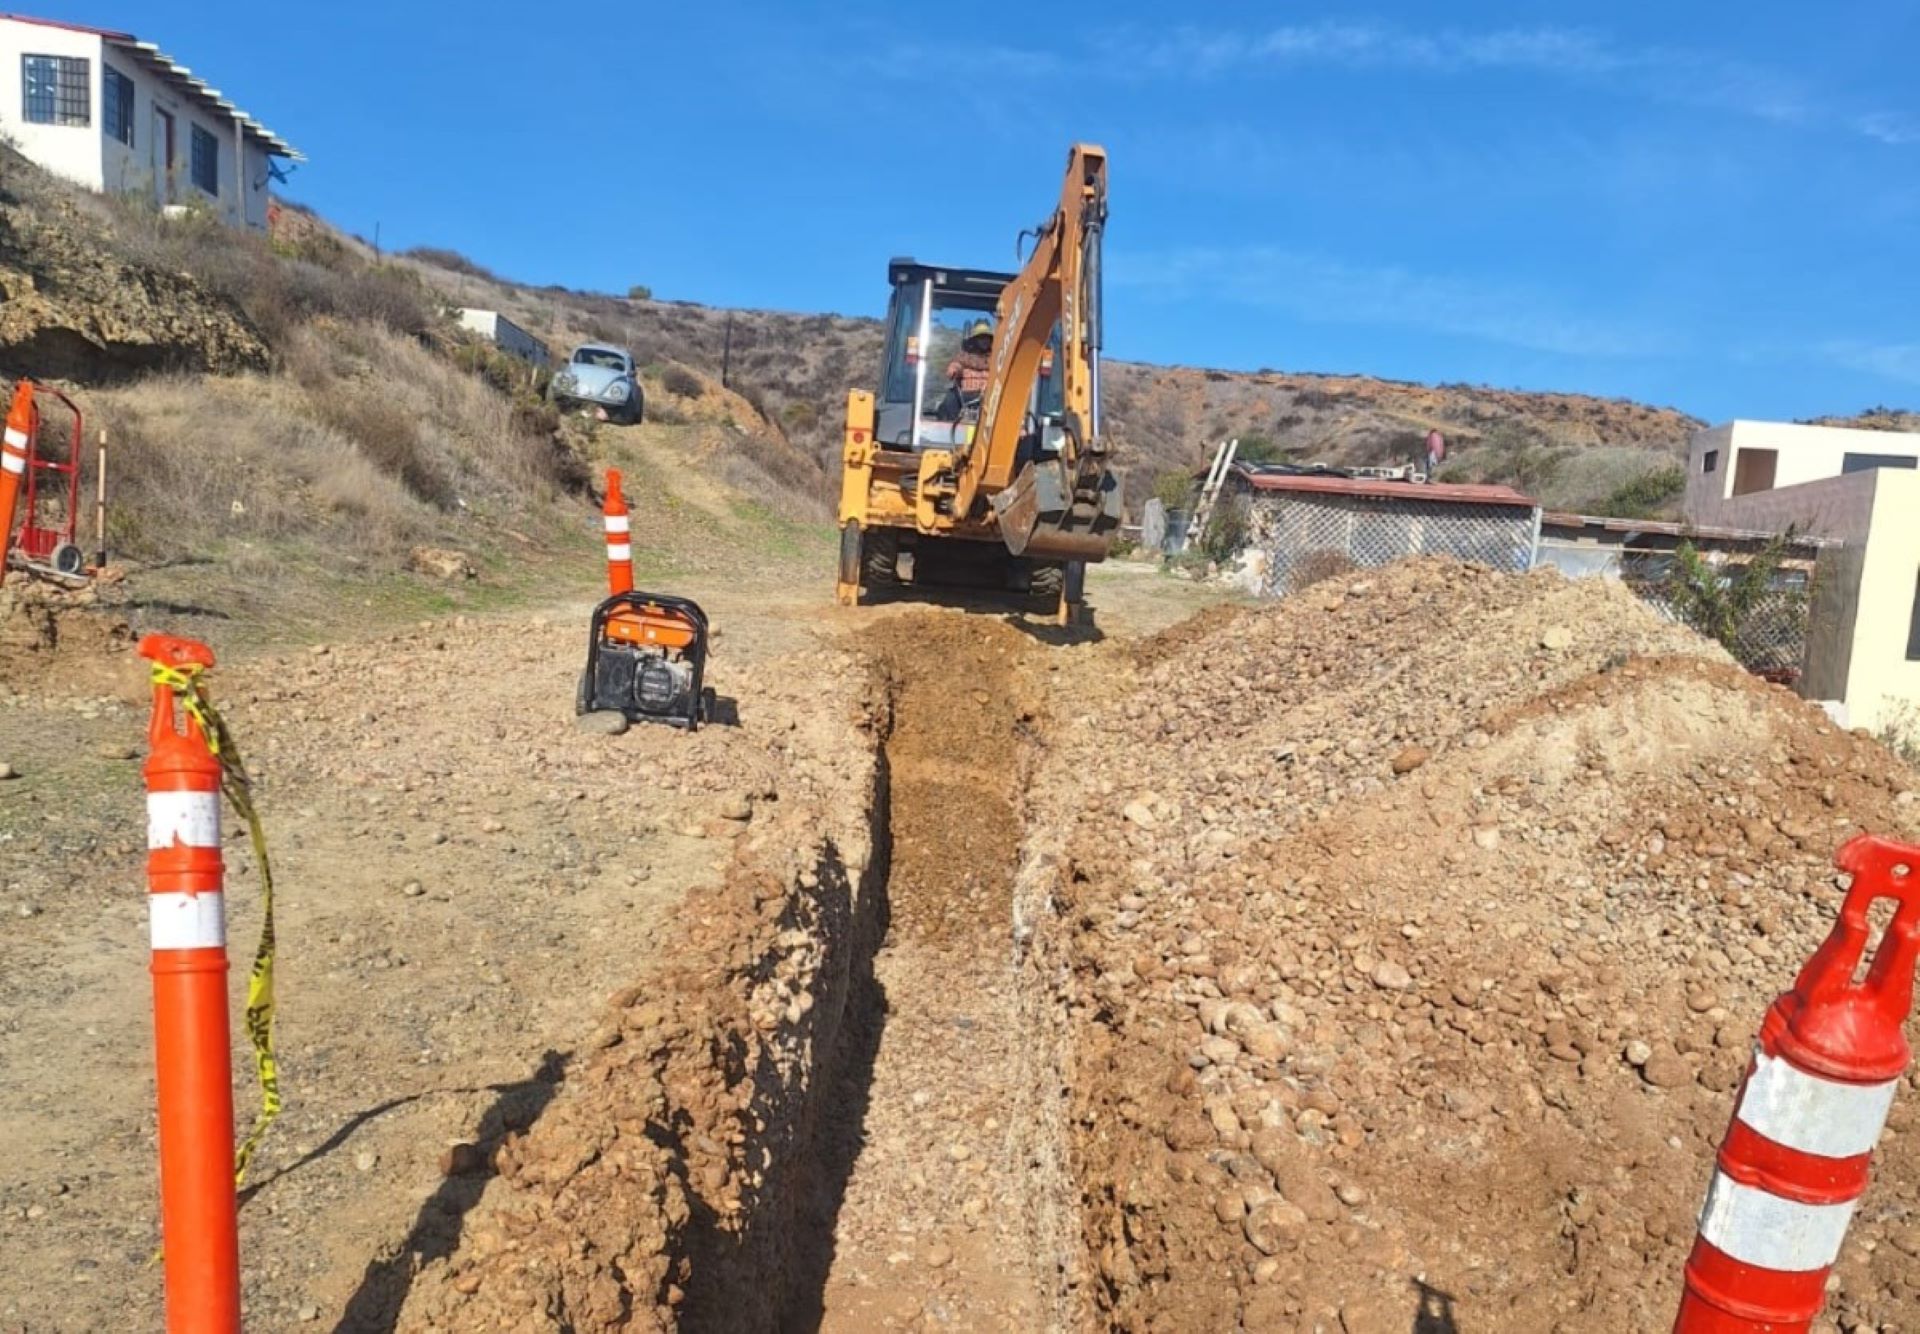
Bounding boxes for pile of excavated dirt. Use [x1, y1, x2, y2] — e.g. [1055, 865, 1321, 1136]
[1023, 560, 1920, 1332]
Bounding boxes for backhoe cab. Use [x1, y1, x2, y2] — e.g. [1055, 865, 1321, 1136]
[836, 144, 1121, 624]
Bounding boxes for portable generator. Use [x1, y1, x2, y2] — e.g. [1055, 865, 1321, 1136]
[576, 590, 713, 729]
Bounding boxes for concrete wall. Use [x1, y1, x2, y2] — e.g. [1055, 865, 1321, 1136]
[1844, 470, 1920, 737]
[1689, 468, 1880, 544]
[458, 309, 550, 367]
[1687, 420, 1920, 511]
[1802, 544, 1864, 707]
[0, 22, 106, 189]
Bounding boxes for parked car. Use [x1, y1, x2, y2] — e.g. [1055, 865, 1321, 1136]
[551, 343, 644, 424]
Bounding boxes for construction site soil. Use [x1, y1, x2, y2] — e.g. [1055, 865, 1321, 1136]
[5, 559, 1920, 1333]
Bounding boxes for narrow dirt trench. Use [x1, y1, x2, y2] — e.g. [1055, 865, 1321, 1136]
[799, 613, 1050, 1331]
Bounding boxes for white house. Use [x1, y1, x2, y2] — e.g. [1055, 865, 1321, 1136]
[1683, 419, 1920, 739]
[0, 12, 301, 228]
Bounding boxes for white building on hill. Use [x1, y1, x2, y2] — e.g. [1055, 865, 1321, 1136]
[1684, 419, 1920, 738]
[0, 12, 302, 228]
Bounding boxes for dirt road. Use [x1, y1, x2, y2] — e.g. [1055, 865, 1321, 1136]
[0, 560, 1222, 1333]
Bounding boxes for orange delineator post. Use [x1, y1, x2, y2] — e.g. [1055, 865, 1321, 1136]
[141, 633, 242, 1334]
[604, 467, 633, 596]
[0, 379, 36, 572]
[1674, 833, 1920, 1334]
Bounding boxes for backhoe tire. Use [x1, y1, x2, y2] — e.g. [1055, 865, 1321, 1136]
[863, 529, 901, 588]
[1028, 562, 1065, 603]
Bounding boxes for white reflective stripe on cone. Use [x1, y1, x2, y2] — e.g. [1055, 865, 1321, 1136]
[4, 426, 27, 448]
[0, 450, 22, 475]
[149, 891, 226, 950]
[604, 515, 631, 534]
[606, 543, 633, 562]
[1737, 1050, 1899, 1159]
[147, 790, 221, 849]
[1697, 1172, 1857, 1272]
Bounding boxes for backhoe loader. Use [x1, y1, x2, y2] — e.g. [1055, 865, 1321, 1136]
[835, 143, 1121, 624]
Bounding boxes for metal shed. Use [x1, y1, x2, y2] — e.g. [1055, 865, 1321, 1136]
[1223, 466, 1540, 597]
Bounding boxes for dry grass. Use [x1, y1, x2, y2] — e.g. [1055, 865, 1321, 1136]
[96, 318, 587, 565]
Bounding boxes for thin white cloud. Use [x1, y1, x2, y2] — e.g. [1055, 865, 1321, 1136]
[1822, 341, 1920, 386]
[947, 20, 1908, 147]
[1113, 245, 1673, 360]
[1857, 112, 1920, 146]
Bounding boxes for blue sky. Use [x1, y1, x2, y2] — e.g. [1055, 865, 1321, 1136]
[30, 2, 1920, 420]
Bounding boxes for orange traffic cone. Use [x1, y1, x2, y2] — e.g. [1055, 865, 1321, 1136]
[604, 468, 633, 596]
[141, 633, 242, 1334]
[0, 379, 36, 573]
[1674, 834, 1920, 1333]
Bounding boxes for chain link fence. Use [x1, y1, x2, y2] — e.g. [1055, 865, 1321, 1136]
[1620, 560, 1812, 678]
[1244, 493, 1537, 596]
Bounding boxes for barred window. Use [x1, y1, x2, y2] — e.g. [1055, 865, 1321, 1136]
[190, 124, 218, 194]
[103, 64, 134, 146]
[22, 54, 89, 126]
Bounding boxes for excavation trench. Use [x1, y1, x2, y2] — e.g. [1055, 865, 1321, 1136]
[790, 612, 1060, 1330]
[390, 611, 1074, 1332]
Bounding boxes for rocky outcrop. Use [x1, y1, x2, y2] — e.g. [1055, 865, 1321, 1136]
[0, 195, 269, 383]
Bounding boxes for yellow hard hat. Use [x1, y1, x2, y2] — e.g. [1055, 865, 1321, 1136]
[965, 320, 992, 342]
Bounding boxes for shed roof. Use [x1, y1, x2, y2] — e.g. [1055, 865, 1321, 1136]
[1232, 466, 1536, 510]
[0, 12, 303, 159]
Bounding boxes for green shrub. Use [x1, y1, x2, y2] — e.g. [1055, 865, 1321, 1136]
[1234, 434, 1283, 464]
[1152, 469, 1195, 511]
[1199, 494, 1250, 562]
[628, 284, 652, 301]
[1664, 535, 1802, 658]
[1595, 464, 1685, 519]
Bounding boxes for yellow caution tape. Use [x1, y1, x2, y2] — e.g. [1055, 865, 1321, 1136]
[150, 662, 282, 1189]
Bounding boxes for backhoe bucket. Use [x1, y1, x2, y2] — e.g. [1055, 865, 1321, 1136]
[991, 456, 1122, 560]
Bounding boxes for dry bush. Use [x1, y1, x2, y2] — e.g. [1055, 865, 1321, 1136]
[95, 372, 421, 562]
[712, 446, 832, 524]
[309, 392, 454, 509]
[661, 364, 703, 398]
[97, 197, 434, 347]
[402, 246, 503, 284]
[97, 317, 588, 567]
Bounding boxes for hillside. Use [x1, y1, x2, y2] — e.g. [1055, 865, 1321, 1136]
[398, 248, 1706, 516]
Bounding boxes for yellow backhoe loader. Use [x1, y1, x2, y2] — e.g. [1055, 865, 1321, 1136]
[835, 143, 1121, 624]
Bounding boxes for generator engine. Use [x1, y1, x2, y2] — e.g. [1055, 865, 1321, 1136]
[577, 591, 712, 730]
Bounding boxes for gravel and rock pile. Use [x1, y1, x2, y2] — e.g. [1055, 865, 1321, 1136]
[1030, 559, 1920, 1332]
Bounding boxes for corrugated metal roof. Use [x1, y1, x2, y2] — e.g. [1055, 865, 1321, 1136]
[0, 15, 302, 159]
[111, 37, 303, 160]
[1234, 467, 1536, 510]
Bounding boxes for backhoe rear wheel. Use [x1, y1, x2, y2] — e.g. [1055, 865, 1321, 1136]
[1028, 561, 1064, 604]
[863, 528, 901, 588]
